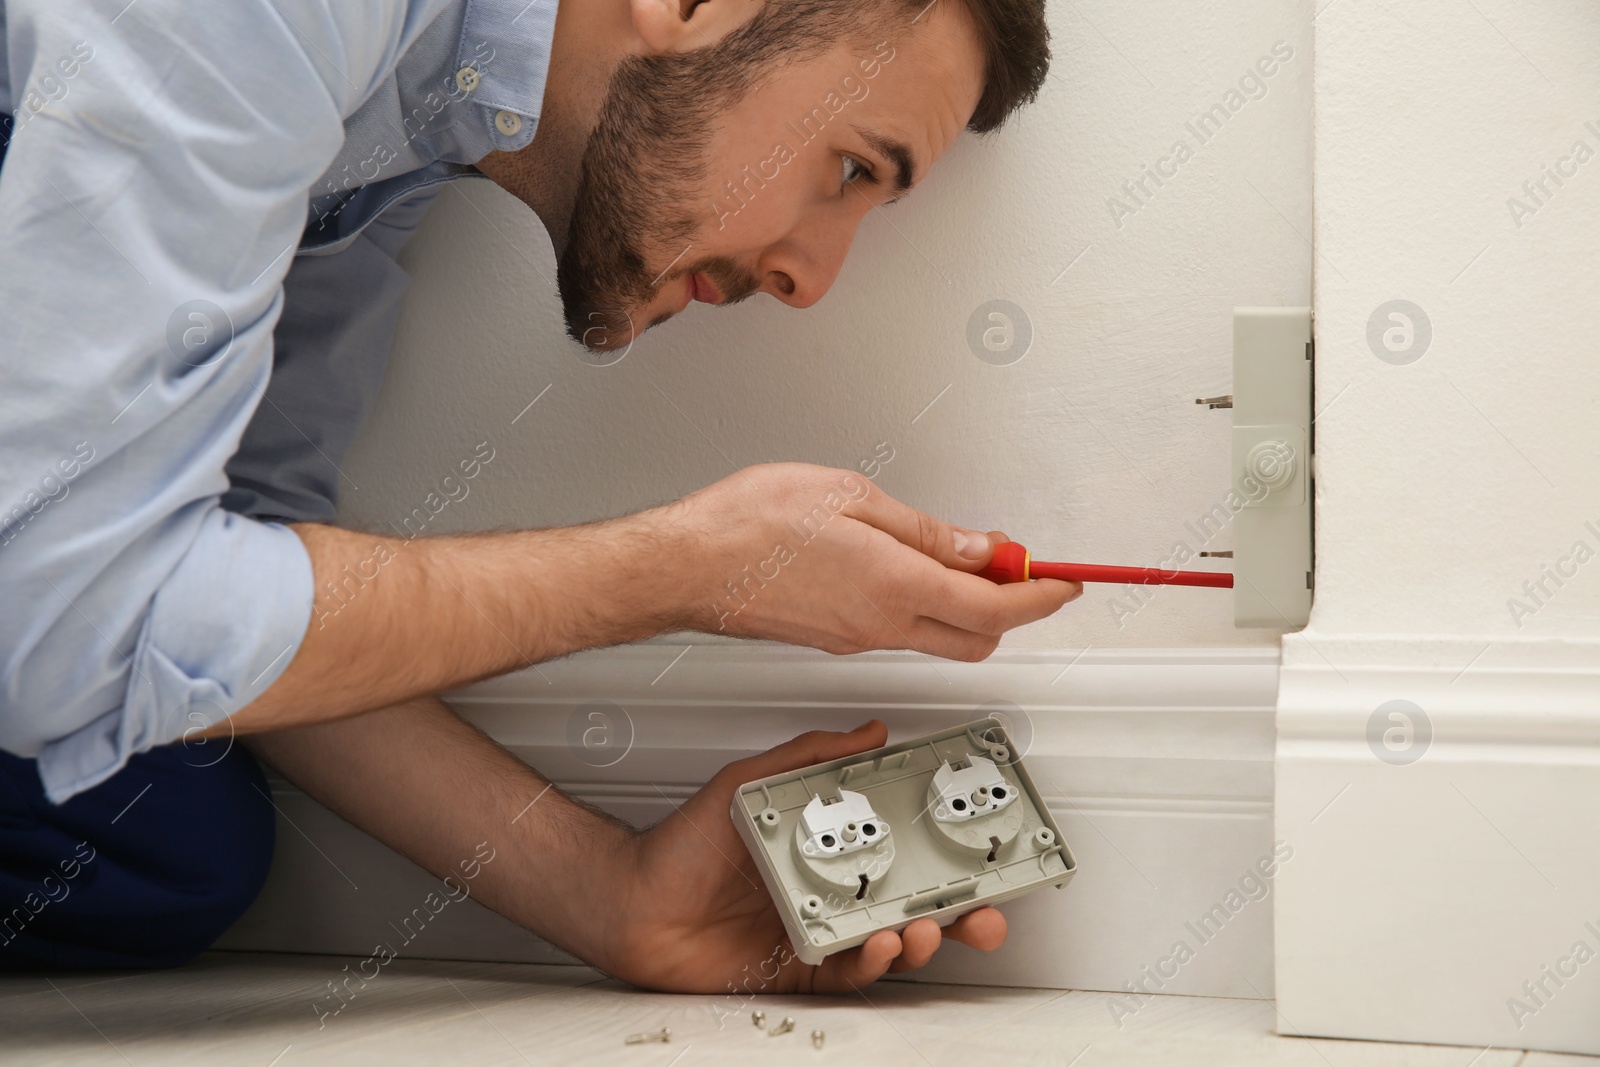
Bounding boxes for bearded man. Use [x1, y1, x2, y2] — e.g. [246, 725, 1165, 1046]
[0, 0, 1075, 989]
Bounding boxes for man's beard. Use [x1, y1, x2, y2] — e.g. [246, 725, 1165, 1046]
[555, 49, 763, 350]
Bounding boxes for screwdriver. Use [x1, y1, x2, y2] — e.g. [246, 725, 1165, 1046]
[978, 541, 1233, 589]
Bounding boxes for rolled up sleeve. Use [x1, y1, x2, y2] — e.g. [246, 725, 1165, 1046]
[35, 511, 316, 802]
[0, 0, 450, 802]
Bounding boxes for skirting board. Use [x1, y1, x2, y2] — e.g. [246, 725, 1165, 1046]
[220, 643, 1281, 1000]
[1273, 634, 1600, 1056]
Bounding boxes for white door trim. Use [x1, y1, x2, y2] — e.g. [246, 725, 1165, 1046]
[1274, 633, 1600, 1056]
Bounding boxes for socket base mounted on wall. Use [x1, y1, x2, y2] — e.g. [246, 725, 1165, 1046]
[1230, 307, 1314, 629]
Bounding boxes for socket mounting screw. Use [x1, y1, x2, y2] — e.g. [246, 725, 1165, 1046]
[752, 1010, 766, 1028]
[623, 1028, 670, 1045]
[812, 1029, 826, 1049]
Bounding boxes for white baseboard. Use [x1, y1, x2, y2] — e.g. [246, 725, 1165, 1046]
[1274, 634, 1600, 1056]
[222, 644, 1282, 999]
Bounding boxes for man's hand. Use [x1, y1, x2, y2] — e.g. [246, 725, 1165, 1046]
[251, 703, 1005, 998]
[599, 720, 1006, 993]
[670, 463, 1081, 661]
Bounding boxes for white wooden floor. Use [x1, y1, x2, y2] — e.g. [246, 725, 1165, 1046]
[1, 952, 1593, 1067]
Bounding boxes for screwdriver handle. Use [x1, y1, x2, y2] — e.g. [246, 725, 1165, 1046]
[978, 541, 1234, 589]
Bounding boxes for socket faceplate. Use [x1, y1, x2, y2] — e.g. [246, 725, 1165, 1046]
[731, 719, 1076, 965]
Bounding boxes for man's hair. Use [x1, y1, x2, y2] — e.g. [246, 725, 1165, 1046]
[931, 0, 1051, 133]
[707, 0, 1051, 135]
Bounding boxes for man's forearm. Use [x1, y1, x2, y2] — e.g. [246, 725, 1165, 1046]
[223, 505, 698, 735]
[245, 697, 637, 972]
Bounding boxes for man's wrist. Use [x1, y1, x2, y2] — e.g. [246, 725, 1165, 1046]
[608, 497, 714, 636]
[502, 787, 642, 975]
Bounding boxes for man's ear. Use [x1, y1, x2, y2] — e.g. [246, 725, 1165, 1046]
[630, 0, 762, 55]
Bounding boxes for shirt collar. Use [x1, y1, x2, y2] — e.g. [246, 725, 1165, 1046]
[456, 0, 561, 154]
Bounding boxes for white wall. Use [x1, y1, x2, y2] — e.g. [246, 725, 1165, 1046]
[339, 0, 1313, 652]
[1275, 0, 1600, 1055]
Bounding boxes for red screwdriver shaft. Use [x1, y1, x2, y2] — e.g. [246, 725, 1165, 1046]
[978, 541, 1233, 589]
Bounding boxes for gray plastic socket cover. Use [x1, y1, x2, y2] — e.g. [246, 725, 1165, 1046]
[731, 718, 1077, 965]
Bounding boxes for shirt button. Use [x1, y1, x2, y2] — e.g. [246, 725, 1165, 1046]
[495, 110, 523, 136]
[455, 66, 480, 93]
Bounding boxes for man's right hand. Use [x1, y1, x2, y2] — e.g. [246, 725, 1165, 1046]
[663, 462, 1080, 661]
[213, 463, 1078, 739]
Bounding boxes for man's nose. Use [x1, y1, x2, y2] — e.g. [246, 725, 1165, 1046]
[756, 207, 868, 309]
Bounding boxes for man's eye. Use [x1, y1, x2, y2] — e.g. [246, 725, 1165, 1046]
[841, 155, 873, 186]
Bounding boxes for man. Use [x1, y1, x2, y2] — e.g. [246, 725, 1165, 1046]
[0, 0, 1074, 992]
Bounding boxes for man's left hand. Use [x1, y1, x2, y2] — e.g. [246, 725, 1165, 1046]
[595, 720, 1008, 993]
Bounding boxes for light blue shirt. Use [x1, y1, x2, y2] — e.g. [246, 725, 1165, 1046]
[0, 0, 557, 802]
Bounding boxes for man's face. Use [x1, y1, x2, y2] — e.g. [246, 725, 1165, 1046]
[558, 4, 985, 350]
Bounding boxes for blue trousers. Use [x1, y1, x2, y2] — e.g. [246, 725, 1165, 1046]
[0, 740, 275, 970]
